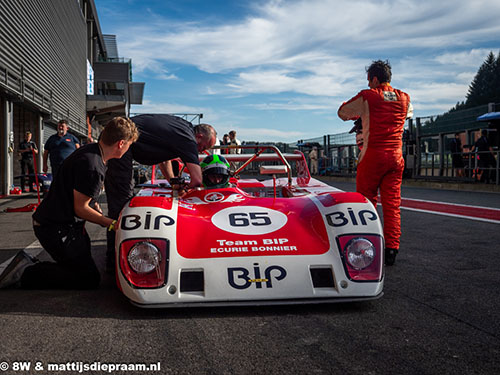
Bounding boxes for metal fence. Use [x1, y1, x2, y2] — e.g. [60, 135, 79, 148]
[419, 150, 499, 184]
[295, 103, 499, 185]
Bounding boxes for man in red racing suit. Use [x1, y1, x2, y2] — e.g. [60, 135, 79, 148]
[338, 60, 412, 265]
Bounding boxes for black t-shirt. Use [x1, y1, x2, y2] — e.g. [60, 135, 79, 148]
[19, 140, 37, 160]
[130, 114, 199, 165]
[449, 138, 461, 153]
[474, 136, 490, 152]
[33, 143, 106, 225]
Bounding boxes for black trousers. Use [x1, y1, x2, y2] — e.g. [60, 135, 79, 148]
[21, 222, 100, 289]
[105, 150, 134, 262]
[20, 159, 35, 191]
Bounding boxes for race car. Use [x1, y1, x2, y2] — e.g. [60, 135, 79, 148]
[115, 145, 384, 307]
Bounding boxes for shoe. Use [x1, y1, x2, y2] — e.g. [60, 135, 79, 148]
[385, 248, 399, 266]
[0, 251, 37, 288]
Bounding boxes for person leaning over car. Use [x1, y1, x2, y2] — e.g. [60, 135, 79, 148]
[0, 117, 139, 290]
[338, 60, 413, 266]
[104, 113, 217, 271]
[43, 119, 80, 178]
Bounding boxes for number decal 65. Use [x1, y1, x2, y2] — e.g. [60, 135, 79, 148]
[212, 206, 288, 235]
[229, 212, 272, 227]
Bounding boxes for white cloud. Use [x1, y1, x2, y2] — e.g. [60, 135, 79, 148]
[131, 100, 202, 114]
[434, 49, 496, 67]
[114, 0, 500, 138]
[120, 0, 500, 73]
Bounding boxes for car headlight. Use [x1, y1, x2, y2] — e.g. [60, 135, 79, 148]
[345, 238, 375, 270]
[128, 242, 161, 274]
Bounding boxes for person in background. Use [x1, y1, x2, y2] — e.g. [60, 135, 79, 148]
[43, 119, 80, 178]
[228, 130, 242, 169]
[471, 129, 496, 183]
[309, 147, 319, 175]
[18, 131, 38, 192]
[450, 132, 465, 177]
[228, 130, 241, 154]
[338, 60, 413, 266]
[221, 134, 231, 154]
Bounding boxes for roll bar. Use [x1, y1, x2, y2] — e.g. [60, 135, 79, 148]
[203, 144, 293, 186]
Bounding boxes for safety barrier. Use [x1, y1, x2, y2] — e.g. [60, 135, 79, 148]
[303, 150, 499, 185]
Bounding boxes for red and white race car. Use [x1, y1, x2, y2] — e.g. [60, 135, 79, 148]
[115, 145, 384, 307]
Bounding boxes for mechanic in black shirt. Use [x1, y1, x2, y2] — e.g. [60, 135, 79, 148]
[0, 117, 138, 290]
[104, 114, 217, 270]
[471, 129, 497, 183]
[18, 131, 38, 192]
[449, 133, 465, 177]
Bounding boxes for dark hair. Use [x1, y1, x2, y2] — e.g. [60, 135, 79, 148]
[366, 60, 392, 83]
[455, 132, 460, 137]
[481, 129, 488, 137]
[58, 119, 68, 126]
[100, 117, 139, 146]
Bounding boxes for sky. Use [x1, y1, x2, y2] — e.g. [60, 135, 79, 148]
[94, 0, 500, 144]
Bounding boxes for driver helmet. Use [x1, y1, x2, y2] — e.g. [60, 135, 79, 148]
[201, 154, 231, 188]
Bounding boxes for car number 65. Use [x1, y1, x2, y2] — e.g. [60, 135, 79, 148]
[212, 206, 288, 235]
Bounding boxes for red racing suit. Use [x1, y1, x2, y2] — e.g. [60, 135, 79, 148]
[338, 83, 412, 250]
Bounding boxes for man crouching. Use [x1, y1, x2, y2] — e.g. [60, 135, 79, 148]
[0, 117, 138, 289]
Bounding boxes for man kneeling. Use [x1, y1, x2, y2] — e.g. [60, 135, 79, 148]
[0, 117, 138, 289]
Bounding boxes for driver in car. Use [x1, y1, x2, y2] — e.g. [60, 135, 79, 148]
[201, 154, 231, 189]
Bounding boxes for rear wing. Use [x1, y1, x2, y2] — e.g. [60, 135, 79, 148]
[199, 144, 311, 186]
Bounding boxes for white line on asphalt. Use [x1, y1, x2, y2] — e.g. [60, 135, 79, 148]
[400, 206, 500, 224]
[401, 197, 500, 211]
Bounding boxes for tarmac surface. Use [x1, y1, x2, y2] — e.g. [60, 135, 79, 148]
[0, 180, 499, 374]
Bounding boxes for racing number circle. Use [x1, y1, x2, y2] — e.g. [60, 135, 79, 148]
[211, 206, 288, 235]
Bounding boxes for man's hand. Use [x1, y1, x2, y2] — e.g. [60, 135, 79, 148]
[186, 163, 203, 188]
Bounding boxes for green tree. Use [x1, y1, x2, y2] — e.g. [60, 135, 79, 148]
[465, 51, 498, 107]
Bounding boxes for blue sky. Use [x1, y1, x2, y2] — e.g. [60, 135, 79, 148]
[94, 0, 500, 143]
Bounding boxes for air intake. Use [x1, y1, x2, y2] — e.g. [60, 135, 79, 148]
[180, 270, 204, 292]
[310, 267, 335, 288]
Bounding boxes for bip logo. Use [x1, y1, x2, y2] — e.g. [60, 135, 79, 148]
[227, 264, 287, 289]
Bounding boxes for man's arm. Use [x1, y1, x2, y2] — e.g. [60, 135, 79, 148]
[185, 163, 202, 188]
[42, 150, 49, 173]
[73, 190, 114, 228]
[338, 94, 364, 121]
[406, 102, 414, 119]
[158, 160, 175, 181]
[19, 143, 30, 154]
[73, 135, 80, 149]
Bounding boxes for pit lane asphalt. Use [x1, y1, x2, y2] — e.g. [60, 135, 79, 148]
[0, 183, 499, 375]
